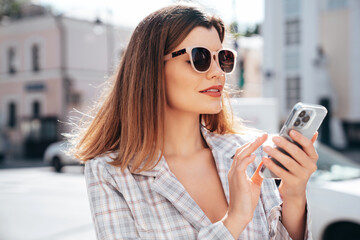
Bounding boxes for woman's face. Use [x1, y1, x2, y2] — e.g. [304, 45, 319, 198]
[164, 26, 226, 116]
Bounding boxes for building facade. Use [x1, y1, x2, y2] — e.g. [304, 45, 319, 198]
[0, 12, 131, 158]
[262, 0, 360, 147]
[225, 35, 263, 98]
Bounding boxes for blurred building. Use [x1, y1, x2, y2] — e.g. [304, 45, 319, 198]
[262, 0, 360, 148]
[0, 4, 132, 158]
[226, 35, 263, 98]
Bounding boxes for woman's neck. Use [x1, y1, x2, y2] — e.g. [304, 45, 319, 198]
[163, 108, 207, 158]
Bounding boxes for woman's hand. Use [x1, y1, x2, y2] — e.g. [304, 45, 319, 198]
[262, 130, 318, 201]
[222, 133, 268, 239]
[262, 130, 318, 240]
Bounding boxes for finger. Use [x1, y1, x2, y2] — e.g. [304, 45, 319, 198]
[311, 131, 318, 144]
[232, 142, 251, 159]
[262, 156, 294, 180]
[236, 154, 256, 172]
[235, 133, 268, 161]
[271, 136, 308, 167]
[263, 145, 302, 174]
[230, 142, 251, 170]
[251, 161, 264, 186]
[289, 130, 318, 161]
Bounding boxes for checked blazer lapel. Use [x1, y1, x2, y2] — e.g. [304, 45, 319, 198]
[151, 127, 247, 231]
[151, 156, 211, 231]
[200, 126, 245, 204]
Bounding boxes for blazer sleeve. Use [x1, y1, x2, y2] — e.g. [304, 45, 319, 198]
[197, 221, 235, 240]
[85, 159, 140, 240]
[260, 172, 312, 240]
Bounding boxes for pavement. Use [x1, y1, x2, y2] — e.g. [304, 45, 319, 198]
[0, 166, 96, 240]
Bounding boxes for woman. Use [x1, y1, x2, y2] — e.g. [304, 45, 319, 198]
[73, 4, 318, 240]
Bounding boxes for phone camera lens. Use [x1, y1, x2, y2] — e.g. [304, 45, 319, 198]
[303, 115, 310, 123]
[294, 119, 301, 126]
[299, 110, 306, 118]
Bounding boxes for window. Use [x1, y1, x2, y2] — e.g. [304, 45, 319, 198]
[7, 47, 16, 74]
[32, 44, 40, 72]
[32, 101, 41, 118]
[8, 102, 17, 128]
[43, 118, 58, 140]
[328, 0, 348, 10]
[286, 76, 301, 109]
[285, 20, 301, 45]
[284, 0, 301, 17]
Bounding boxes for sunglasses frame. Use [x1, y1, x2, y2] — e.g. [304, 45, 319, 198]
[164, 46, 237, 74]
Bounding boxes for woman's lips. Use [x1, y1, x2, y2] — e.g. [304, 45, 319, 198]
[199, 85, 223, 97]
[200, 89, 221, 97]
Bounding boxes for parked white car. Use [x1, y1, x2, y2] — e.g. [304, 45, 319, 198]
[43, 141, 79, 172]
[307, 143, 360, 240]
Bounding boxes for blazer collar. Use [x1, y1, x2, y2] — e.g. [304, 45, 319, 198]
[151, 155, 211, 230]
[200, 126, 240, 204]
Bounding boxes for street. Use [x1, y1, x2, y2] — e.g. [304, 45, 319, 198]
[0, 166, 96, 240]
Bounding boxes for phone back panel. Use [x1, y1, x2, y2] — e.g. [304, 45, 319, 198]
[280, 102, 327, 143]
[260, 102, 328, 178]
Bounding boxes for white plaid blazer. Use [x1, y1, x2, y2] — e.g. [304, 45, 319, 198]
[85, 127, 312, 240]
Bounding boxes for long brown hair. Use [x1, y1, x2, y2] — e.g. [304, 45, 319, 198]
[71, 3, 246, 172]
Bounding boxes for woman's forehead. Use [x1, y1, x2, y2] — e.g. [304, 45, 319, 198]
[175, 26, 222, 51]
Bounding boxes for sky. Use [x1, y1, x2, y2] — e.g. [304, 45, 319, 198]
[32, 0, 264, 30]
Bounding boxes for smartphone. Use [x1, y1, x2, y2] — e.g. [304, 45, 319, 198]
[260, 102, 328, 179]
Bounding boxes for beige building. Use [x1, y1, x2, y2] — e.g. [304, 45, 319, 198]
[225, 35, 263, 98]
[0, 9, 131, 158]
[263, 0, 360, 147]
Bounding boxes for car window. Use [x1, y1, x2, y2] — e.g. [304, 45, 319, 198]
[313, 143, 360, 181]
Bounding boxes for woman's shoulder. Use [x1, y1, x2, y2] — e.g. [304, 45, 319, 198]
[86, 152, 114, 167]
[85, 152, 130, 178]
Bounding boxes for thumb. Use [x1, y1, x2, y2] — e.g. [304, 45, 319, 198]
[251, 161, 264, 186]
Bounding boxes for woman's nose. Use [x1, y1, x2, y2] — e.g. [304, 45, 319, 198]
[206, 54, 223, 79]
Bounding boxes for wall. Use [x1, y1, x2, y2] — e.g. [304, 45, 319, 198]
[319, 9, 350, 117]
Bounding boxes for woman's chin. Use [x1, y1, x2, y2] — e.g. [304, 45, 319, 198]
[202, 104, 222, 114]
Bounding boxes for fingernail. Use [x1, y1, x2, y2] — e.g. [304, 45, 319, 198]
[290, 130, 297, 137]
[273, 136, 281, 143]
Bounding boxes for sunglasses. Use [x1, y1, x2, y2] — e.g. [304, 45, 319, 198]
[164, 46, 237, 74]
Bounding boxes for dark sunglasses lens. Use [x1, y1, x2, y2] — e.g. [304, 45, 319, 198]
[192, 47, 211, 72]
[219, 50, 235, 73]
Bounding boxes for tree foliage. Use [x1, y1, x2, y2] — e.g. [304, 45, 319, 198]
[0, 0, 29, 21]
[229, 21, 261, 38]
